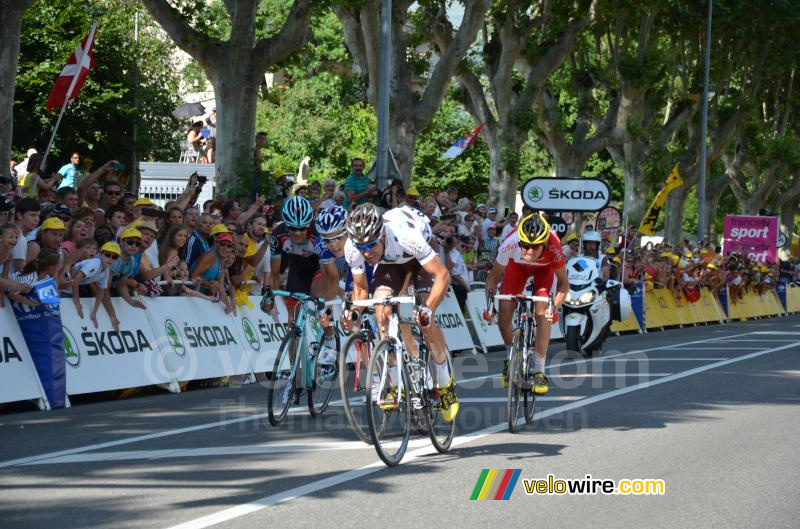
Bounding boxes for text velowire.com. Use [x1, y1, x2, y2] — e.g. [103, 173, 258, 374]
[524, 474, 665, 495]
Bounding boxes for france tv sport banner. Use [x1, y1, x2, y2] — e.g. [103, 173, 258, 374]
[723, 215, 778, 264]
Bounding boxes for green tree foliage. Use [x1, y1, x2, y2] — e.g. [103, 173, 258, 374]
[13, 0, 182, 172]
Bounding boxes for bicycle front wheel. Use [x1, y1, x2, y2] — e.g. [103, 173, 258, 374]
[425, 346, 456, 453]
[366, 340, 410, 467]
[308, 334, 339, 417]
[506, 329, 524, 433]
[522, 351, 536, 425]
[267, 330, 298, 426]
[338, 333, 373, 444]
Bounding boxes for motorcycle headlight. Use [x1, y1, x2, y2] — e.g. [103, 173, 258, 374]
[579, 291, 596, 304]
[565, 293, 573, 303]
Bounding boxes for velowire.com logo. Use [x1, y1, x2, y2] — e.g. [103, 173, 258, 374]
[470, 469, 521, 500]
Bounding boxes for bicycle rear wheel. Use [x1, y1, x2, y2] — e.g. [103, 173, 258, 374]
[425, 345, 456, 453]
[506, 329, 524, 433]
[366, 340, 410, 467]
[308, 334, 340, 417]
[267, 330, 298, 426]
[338, 333, 373, 444]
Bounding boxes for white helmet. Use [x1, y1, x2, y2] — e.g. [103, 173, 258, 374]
[581, 230, 602, 243]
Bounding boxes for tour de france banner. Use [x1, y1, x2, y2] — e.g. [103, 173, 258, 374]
[10, 280, 67, 408]
[144, 296, 261, 381]
[0, 303, 50, 407]
[723, 215, 778, 263]
[61, 297, 173, 395]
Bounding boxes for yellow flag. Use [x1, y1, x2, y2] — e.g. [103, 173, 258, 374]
[638, 165, 683, 236]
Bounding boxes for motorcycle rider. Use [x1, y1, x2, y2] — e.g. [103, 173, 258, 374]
[580, 231, 610, 281]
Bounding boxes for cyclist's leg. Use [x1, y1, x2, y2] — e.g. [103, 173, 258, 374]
[530, 267, 555, 394]
[499, 262, 535, 382]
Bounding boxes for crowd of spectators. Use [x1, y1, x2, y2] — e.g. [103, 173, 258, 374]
[2, 150, 796, 326]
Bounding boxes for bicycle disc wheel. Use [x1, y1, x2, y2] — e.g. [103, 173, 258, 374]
[425, 346, 456, 453]
[267, 330, 298, 426]
[338, 333, 373, 444]
[506, 330, 524, 433]
[366, 340, 410, 467]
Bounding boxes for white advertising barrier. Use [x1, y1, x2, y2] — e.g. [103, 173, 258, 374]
[61, 298, 174, 395]
[0, 304, 50, 408]
[464, 289, 563, 353]
[232, 296, 292, 374]
[435, 288, 475, 352]
[144, 296, 259, 381]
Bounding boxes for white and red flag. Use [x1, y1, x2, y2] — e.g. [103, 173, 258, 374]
[45, 23, 97, 112]
[441, 122, 484, 160]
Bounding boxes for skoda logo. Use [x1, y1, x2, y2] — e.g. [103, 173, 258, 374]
[165, 319, 186, 356]
[527, 186, 543, 202]
[241, 318, 261, 351]
[62, 327, 80, 368]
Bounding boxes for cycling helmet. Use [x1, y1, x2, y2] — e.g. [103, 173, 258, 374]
[517, 213, 550, 245]
[581, 230, 602, 244]
[282, 196, 313, 228]
[346, 203, 383, 244]
[315, 206, 347, 235]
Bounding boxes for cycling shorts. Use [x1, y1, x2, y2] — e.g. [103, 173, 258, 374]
[499, 260, 554, 299]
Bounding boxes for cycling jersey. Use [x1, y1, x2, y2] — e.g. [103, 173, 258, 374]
[344, 206, 435, 275]
[269, 222, 328, 293]
[496, 231, 565, 269]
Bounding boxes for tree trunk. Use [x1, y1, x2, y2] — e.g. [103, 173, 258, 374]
[209, 66, 260, 192]
[663, 186, 689, 243]
[779, 200, 796, 259]
[388, 115, 418, 186]
[552, 149, 583, 179]
[609, 143, 649, 224]
[0, 0, 33, 180]
[487, 144, 518, 211]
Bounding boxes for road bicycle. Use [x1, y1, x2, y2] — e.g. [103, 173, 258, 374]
[264, 290, 340, 426]
[354, 295, 456, 466]
[494, 291, 552, 433]
[337, 298, 379, 444]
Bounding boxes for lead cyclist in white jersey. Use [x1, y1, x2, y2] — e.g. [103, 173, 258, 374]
[342, 203, 459, 422]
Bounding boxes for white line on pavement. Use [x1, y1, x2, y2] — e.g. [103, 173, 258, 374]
[164, 339, 800, 529]
[0, 329, 760, 469]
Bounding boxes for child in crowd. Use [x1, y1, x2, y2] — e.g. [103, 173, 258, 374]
[71, 241, 122, 331]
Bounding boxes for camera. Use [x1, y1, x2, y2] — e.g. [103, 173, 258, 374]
[192, 172, 207, 187]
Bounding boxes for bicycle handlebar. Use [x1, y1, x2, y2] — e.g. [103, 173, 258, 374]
[495, 294, 550, 303]
[352, 296, 415, 308]
[271, 290, 341, 307]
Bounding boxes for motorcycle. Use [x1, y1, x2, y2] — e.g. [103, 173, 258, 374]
[560, 256, 632, 356]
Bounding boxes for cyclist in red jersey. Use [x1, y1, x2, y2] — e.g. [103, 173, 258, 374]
[484, 213, 568, 394]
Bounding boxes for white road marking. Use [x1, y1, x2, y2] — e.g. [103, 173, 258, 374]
[603, 357, 729, 361]
[0, 329, 763, 469]
[164, 339, 800, 529]
[662, 347, 763, 350]
[551, 373, 673, 377]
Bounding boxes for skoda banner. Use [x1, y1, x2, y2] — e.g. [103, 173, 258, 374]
[233, 296, 293, 374]
[522, 177, 610, 212]
[61, 298, 173, 395]
[0, 304, 50, 407]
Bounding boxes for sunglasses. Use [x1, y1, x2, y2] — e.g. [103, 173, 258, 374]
[102, 252, 119, 260]
[323, 234, 346, 244]
[519, 241, 543, 251]
[124, 239, 141, 247]
[105, 190, 121, 196]
[355, 238, 381, 252]
[217, 242, 233, 248]
[288, 226, 307, 233]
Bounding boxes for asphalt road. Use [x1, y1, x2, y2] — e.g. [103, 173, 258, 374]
[2, 316, 799, 529]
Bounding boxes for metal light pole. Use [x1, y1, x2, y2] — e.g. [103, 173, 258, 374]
[375, 0, 392, 190]
[132, 10, 140, 192]
[697, 0, 713, 242]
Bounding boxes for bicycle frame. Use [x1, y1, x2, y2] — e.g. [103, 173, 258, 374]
[273, 290, 331, 390]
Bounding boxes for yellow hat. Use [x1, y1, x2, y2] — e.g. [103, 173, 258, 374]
[612, 256, 622, 263]
[100, 241, 121, 256]
[119, 227, 142, 240]
[406, 187, 421, 197]
[606, 246, 617, 255]
[685, 252, 694, 258]
[562, 233, 578, 244]
[700, 248, 710, 254]
[707, 263, 717, 270]
[660, 252, 672, 258]
[210, 223, 232, 237]
[671, 255, 680, 266]
[41, 217, 67, 231]
[133, 197, 156, 208]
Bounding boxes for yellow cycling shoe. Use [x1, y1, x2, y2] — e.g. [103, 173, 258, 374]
[379, 387, 399, 410]
[439, 379, 459, 422]
[531, 372, 549, 395]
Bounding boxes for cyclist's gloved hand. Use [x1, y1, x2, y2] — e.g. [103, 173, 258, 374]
[416, 305, 433, 328]
[482, 307, 496, 323]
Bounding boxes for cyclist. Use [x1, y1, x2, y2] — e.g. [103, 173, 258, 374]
[262, 196, 339, 367]
[315, 205, 374, 295]
[343, 203, 459, 422]
[484, 213, 568, 395]
[580, 230, 610, 280]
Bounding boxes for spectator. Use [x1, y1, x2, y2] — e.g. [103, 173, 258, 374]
[343, 158, 376, 209]
[482, 207, 499, 239]
[0, 198, 14, 225]
[190, 225, 235, 313]
[404, 186, 422, 210]
[380, 178, 403, 210]
[184, 205, 199, 231]
[479, 223, 499, 265]
[110, 228, 146, 309]
[20, 153, 58, 199]
[185, 213, 213, 268]
[12, 198, 41, 270]
[444, 235, 470, 310]
[159, 224, 190, 270]
[500, 212, 519, 239]
[205, 138, 216, 163]
[0, 224, 32, 296]
[57, 152, 80, 190]
[15, 148, 38, 184]
[101, 181, 124, 212]
[333, 190, 345, 207]
[158, 207, 184, 246]
[55, 186, 79, 214]
[61, 217, 90, 256]
[104, 206, 126, 238]
[71, 241, 121, 331]
[316, 179, 338, 210]
[187, 122, 204, 155]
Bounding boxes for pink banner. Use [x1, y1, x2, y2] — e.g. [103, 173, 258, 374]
[723, 215, 778, 263]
